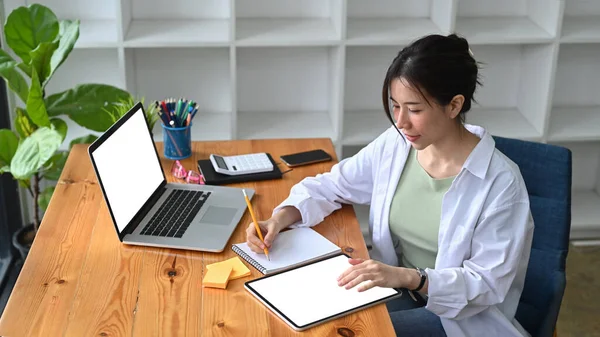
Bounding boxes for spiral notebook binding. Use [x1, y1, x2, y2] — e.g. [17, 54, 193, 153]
[232, 245, 267, 274]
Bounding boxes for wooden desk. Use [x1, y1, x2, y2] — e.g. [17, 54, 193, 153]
[0, 138, 395, 337]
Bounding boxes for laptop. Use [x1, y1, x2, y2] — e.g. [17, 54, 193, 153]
[88, 102, 254, 253]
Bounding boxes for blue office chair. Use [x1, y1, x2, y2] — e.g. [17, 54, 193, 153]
[493, 136, 572, 337]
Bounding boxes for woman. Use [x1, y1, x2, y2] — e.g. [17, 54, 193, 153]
[245, 34, 534, 337]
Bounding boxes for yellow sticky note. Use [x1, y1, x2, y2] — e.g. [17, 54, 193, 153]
[202, 263, 233, 289]
[206, 257, 251, 280]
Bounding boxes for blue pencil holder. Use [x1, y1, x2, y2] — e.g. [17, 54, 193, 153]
[162, 123, 192, 160]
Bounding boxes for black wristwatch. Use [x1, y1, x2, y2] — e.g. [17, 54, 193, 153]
[411, 267, 427, 292]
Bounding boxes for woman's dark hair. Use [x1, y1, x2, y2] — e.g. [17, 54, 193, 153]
[382, 34, 481, 125]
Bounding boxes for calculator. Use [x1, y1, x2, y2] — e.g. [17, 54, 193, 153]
[209, 153, 274, 176]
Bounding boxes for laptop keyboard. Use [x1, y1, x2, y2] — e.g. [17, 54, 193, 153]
[140, 189, 211, 238]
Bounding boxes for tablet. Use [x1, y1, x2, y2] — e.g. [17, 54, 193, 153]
[244, 253, 402, 331]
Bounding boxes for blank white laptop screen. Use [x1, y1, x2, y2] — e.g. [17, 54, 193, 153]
[245, 254, 401, 330]
[91, 107, 164, 232]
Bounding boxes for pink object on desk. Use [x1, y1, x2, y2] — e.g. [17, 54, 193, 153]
[171, 160, 205, 185]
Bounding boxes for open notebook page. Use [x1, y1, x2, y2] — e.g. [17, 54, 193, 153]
[232, 227, 341, 274]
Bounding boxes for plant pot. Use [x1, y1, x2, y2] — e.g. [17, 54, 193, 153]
[12, 224, 35, 262]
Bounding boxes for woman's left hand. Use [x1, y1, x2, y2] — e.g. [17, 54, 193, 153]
[337, 258, 406, 292]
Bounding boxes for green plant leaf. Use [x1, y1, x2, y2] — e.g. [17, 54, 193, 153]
[17, 62, 32, 78]
[4, 4, 59, 65]
[26, 68, 50, 127]
[10, 127, 62, 180]
[101, 96, 135, 123]
[69, 135, 98, 150]
[39, 186, 55, 211]
[0, 129, 19, 166]
[49, 117, 67, 142]
[0, 166, 9, 174]
[15, 107, 36, 138]
[45, 20, 79, 87]
[18, 179, 30, 189]
[30, 40, 59, 85]
[0, 49, 30, 103]
[42, 151, 68, 180]
[144, 100, 160, 131]
[45, 84, 131, 132]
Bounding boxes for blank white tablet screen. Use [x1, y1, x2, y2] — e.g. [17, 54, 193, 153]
[247, 254, 399, 328]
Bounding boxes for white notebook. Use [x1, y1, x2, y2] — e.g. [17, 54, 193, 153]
[232, 227, 342, 274]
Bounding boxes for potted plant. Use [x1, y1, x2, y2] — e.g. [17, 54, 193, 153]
[0, 3, 132, 260]
[104, 96, 160, 137]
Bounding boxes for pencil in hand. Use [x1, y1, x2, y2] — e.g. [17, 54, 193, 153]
[242, 189, 270, 261]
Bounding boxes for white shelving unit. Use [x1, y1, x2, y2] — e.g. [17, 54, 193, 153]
[122, 0, 231, 48]
[346, 0, 453, 46]
[549, 43, 600, 142]
[454, 0, 561, 45]
[235, 0, 343, 47]
[236, 46, 341, 140]
[2, 0, 600, 240]
[465, 43, 556, 142]
[129, 47, 233, 141]
[343, 45, 399, 145]
[551, 142, 600, 240]
[561, 0, 600, 44]
[34, 0, 120, 48]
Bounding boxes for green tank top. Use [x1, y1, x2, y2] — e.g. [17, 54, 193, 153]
[389, 148, 455, 270]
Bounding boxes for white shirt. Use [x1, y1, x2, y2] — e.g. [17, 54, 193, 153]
[273, 124, 534, 337]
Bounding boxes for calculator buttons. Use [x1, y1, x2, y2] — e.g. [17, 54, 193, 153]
[211, 153, 274, 176]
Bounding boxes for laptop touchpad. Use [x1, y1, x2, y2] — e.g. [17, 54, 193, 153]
[200, 206, 236, 226]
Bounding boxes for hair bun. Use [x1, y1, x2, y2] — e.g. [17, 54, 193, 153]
[448, 33, 472, 56]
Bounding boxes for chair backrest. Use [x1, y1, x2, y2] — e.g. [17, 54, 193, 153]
[493, 136, 572, 337]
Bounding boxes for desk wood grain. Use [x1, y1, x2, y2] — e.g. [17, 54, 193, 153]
[0, 138, 396, 337]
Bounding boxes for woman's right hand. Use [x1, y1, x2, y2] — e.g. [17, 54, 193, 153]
[246, 218, 283, 254]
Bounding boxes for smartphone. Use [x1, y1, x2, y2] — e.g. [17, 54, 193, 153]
[280, 149, 332, 167]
